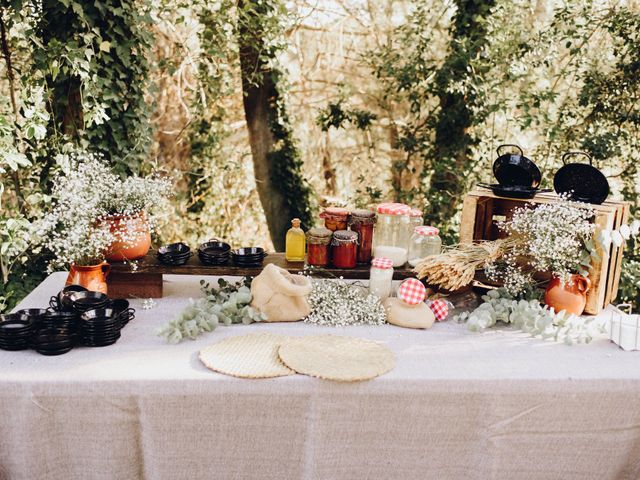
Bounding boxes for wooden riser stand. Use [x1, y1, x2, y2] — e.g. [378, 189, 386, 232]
[460, 189, 629, 314]
[107, 253, 416, 299]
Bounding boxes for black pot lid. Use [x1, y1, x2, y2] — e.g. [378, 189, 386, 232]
[492, 144, 542, 188]
[553, 152, 609, 205]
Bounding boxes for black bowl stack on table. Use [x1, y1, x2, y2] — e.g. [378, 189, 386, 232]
[0, 285, 135, 355]
[198, 240, 231, 266]
[157, 242, 192, 266]
[0, 313, 34, 351]
[232, 247, 267, 267]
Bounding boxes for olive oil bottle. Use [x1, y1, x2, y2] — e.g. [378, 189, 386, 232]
[285, 218, 306, 262]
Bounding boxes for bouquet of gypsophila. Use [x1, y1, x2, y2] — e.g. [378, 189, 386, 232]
[485, 198, 598, 295]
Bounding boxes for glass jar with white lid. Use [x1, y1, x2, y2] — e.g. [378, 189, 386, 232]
[372, 202, 412, 267]
[408, 226, 442, 267]
[369, 257, 394, 300]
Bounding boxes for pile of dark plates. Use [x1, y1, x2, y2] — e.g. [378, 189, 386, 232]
[198, 240, 231, 266]
[79, 308, 122, 347]
[157, 242, 192, 266]
[232, 247, 267, 267]
[109, 299, 135, 326]
[0, 313, 33, 351]
[0, 287, 137, 354]
[68, 291, 110, 313]
[50, 284, 88, 311]
[31, 328, 75, 356]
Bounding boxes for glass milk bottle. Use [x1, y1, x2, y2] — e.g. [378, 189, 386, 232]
[369, 257, 394, 300]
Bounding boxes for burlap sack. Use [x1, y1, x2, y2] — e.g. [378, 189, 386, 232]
[251, 264, 312, 322]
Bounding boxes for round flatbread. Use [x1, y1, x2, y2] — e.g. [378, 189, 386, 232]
[278, 335, 395, 382]
[199, 333, 295, 379]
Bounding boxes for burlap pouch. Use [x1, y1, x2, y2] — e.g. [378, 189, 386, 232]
[250, 264, 312, 322]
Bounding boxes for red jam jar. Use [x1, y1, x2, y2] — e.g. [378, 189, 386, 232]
[331, 230, 358, 269]
[319, 207, 350, 232]
[348, 209, 376, 265]
[306, 227, 333, 267]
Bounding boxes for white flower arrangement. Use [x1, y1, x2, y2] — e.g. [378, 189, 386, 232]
[33, 152, 172, 269]
[305, 278, 387, 326]
[485, 197, 598, 295]
[599, 219, 640, 248]
[457, 289, 605, 345]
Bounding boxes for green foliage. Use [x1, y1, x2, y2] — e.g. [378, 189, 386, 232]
[156, 277, 266, 344]
[33, 0, 154, 174]
[317, 101, 377, 132]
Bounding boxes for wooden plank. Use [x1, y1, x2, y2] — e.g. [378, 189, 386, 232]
[108, 252, 416, 281]
[585, 210, 616, 314]
[107, 272, 163, 298]
[459, 195, 479, 243]
[608, 202, 630, 304]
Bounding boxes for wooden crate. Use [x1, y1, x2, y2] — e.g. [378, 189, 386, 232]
[460, 189, 630, 314]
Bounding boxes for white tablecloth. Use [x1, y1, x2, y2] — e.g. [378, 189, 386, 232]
[1, 272, 639, 480]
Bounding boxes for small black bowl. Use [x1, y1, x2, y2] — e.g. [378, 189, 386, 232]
[39, 311, 79, 331]
[157, 251, 192, 266]
[69, 291, 110, 312]
[15, 308, 48, 323]
[199, 240, 231, 255]
[158, 242, 190, 256]
[58, 285, 88, 311]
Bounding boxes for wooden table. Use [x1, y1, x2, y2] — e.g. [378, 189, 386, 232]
[107, 252, 416, 298]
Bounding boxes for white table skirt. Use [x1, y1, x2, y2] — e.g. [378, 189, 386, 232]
[1, 272, 639, 480]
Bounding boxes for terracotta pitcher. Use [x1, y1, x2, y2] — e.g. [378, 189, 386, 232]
[65, 262, 110, 294]
[104, 211, 151, 262]
[544, 274, 590, 316]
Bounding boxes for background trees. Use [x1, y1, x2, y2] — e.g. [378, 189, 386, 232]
[0, 0, 639, 311]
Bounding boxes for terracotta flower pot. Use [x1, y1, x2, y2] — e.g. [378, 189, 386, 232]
[104, 212, 151, 262]
[544, 274, 591, 316]
[65, 262, 111, 294]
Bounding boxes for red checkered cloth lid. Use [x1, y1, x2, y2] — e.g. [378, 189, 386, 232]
[397, 278, 426, 305]
[377, 202, 411, 215]
[414, 226, 439, 236]
[427, 299, 449, 321]
[371, 257, 393, 269]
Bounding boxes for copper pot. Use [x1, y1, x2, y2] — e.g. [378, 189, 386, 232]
[104, 211, 152, 262]
[65, 262, 111, 294]
[544, 274, 590, 316]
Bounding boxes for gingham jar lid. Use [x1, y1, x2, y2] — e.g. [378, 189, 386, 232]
[377, 202, 411, 215]
[371, 257, 394, 269]
[409, 208, 423, 217]
[320, 207, 350, 219]
[397, 278, 427, 305]
[414, 226, 439, 236]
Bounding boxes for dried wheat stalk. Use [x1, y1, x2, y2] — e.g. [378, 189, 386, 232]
[414, 239, 518, 291]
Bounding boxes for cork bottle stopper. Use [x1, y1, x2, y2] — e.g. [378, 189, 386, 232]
[291, 218, 301, 228]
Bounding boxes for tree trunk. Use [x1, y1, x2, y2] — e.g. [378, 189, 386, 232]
[426, 0, 495, 234]
[237, 0, 314, 251]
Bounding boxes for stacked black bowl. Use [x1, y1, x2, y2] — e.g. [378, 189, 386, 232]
[50, 284, 88, 311]
[109, 299, 135, 327]
[232, 247, 267, 267]
[68, 291, 110, 313]
[0, 313, 34, 351]
[157, 242, 192, 266]
[31, 328, 75, 356]
[79, 308, 122, 347]
[198, 240, 231, 266]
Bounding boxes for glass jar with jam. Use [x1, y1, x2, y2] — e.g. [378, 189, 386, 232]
[408, 226, 442, 267]
[372, 202, 412, 267]
[331, 230, 358, 269]
[320, 207, 350, 232]
[306, 227, 333, 267]
[348, 209, 376, 265]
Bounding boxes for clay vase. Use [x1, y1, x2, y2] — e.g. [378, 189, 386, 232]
[65, 262, 111, 294]
[544, 274, 591, 316]
[104, 211, 151, 262]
